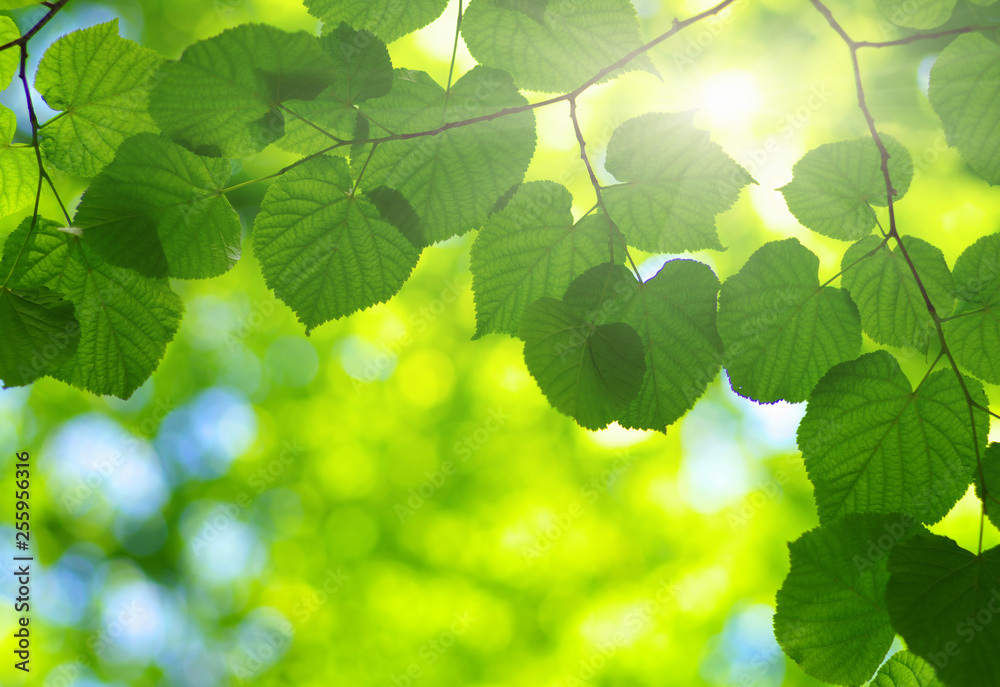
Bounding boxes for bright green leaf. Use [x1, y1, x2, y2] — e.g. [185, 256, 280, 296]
[461, 0, 655, 93]
[799, 350, 988, 524]
[1, 217, 183, 398]
[73, 133, 241, 280]
[469, 181, 621, 339]
[602, 112, 753, 254]
[0, 285, 78, 387]
[780, 135, 913, 240]
[944, 232, 1000, 383]
[841, 235, 954, 350]
[0, 104, 39, 219]
[279, 23, 392, 155]
[774, 513, 917, 685]
[874, 0, 956, 29]
[929, 33, 1000, 185]
[149, 24, 336, 158]
[520, 296, 644, 430]
[358, 67, 536, 245]
[253, 155, 420, 333]
[887, 533, 1000, 687]
[871, 651, 946, 687]
[35, 20, 163, 177]
[0, 16, 19, 91]
[717, 238, 861, 403]
[303, 0, 449, 43]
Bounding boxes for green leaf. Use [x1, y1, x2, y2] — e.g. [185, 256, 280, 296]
[887, 533, 1000, 687]
[279, 23, 392, 155]
[780, 135, 914, 241]
[0, 285, 79, 387]
[929, 33, 1000, 185]
[602, 112, 754, 254]
[944, 232, 1000, 384]
[520, 296, 644, 430]
[774, 513, 917, 685]
[495, 0, 549, 23]
[0, 105, 39, 219]
[1, 217, 183, 398]
[461, 0, 655, 93]
[717, 238, 861, 403]
[469, 181, 621, 339]
[871, 651, 946, 687]
[841, 235, 954, 350]
[358, 67, 536, 245]
[874, 0, 956, 29]
[0, 1, 38, 9]
[975, 443, 1000, 531]
[303, 0, 449, 43]
[253, 155, 420, 333]
[73, 133, 241, 280]
[616, 260, 724, 431]
[799, 351, 988, 524]
[0, 16, 20, 91]
[35, 20, 163, 177]
[149, 24, 336, 158]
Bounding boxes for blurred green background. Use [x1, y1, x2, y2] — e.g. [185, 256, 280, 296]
[1, 0, 998, 685]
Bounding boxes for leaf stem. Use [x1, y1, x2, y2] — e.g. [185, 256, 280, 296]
[818, 234, 889, 288]
[278, 103, 345, 145]
[444, 0, 464, 104]
[568, 96, 639, 279]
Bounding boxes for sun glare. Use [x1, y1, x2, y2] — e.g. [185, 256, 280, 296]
[698, 70, 763, 128]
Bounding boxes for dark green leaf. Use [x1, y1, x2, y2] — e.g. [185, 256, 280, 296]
[774, 513, 917, 685]
[1, 217, 183, 398]
[841, 235, 954, 350]
[976, 443, 1000, 531]
[149, 24, 337, 157]
[73, 133, 241, 279]
[800, 351, 988, 524]
[944, 232, 1000, 383]
[358, 66, 536, 245]
[253, 155, 420, 333]
[470, 181, 620, 338]
[520, 296, 644, 430]
[279, 23, 392, 155]
[717, 238, 861, 403]
[616, 260, 724, 431]
[0, 285, 78, 387]
[887, 533, 1000, 687]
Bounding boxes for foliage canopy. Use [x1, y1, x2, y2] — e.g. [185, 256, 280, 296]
[1, 0, 1000, 685]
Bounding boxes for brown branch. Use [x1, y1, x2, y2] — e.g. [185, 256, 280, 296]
[0, 0, 71, 54]
[856, 24, 999, 49]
